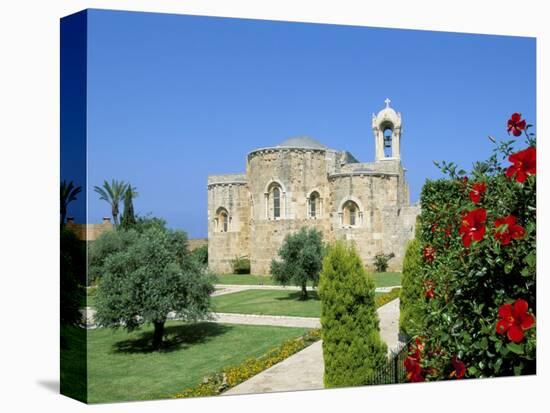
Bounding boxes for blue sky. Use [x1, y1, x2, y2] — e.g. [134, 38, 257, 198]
[78, 9, 535, 238]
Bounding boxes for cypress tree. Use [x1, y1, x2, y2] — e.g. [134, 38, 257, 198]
[121, 187, 136, 230]
[319, 241, 387, 387]
[399, 238, 424, 337]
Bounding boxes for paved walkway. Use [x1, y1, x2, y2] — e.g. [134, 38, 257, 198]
[213, 284, 400, 297]
[81, 308, 321, 329]
[210, 312, 320, 328]
[224, 340, 325, 395]
[223, 298, 401, 396]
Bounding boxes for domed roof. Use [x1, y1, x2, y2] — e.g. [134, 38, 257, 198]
[373, 98, 401, 128]
[376, 106, 399, 119]
[276, 136, 328, 150]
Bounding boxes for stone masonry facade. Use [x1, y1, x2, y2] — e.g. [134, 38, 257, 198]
[208, 100, 420, 275]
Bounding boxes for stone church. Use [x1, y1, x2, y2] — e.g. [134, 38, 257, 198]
[207, 100, 420, 275]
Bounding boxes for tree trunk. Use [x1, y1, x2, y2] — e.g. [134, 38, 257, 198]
[301, 283, 308, 300]
[152, 321, 165, 350]
[61, 207, 66, 227]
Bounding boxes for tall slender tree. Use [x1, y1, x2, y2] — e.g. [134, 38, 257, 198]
[94, 179, 128, 226]
[121, 185, 138, 230]
[60, 180, 82, 226]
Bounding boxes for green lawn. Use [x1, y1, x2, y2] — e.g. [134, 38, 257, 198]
[69, 322, 309, 403]
[214, 272, 401, 288]
[372, 272, 402, 287]
[212, 289, 384, 318]
[61, 326, 87, 402]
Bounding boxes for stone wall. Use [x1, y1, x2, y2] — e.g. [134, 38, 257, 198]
[188, 238, 207, 251]
[327, 170, 412, 271]
[246, 148, 332, 273]
[207, 178, 250, 273]
[65, 218, 113, 241]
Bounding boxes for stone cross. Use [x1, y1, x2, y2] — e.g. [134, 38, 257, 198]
[384, 98, 391, 108]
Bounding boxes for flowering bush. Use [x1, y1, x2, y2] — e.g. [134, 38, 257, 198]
[405, 113, 536, 380]
[173, 329, 321, 398]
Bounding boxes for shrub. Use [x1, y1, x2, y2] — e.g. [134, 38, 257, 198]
[319, 241, 387, 387]
[173, 329, 321, 398]
[406, 113, 536, 381]
[191, 244, 208, 266]
[88, 228, 138, 285]
[231, 255, 251, 274]
[373, 252, 395, 272]
[376, 287, 401, 308]
[399, 238, 423, 337]
[270, 227, 325, 299]
[60, 228, 85, 325]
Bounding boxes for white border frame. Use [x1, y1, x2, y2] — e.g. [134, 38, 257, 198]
[0, 1, 547, 413]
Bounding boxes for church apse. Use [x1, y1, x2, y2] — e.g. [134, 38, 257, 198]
[207, 100, 420, 275]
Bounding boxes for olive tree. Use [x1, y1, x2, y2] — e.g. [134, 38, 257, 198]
[94, 225, 215, 350]
[270, 227, 324, 300]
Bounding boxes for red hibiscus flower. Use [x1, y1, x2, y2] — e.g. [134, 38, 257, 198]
[404, 356, 424, 382]
[506, 146, 536, 183]
[404, 340, 425, 382]
[423, 245, 436, 263]
[494, 215, 525, 245]
[424, 280, 435, 299]
[431, 224, 438, 233]
[469, 182, 486, 204]
[458, 208, 487, 247]
[414, 337, 425, 353]
[496, 299, 535, 343]
[507, 113, 527, 137]
[449, 356, 465, 379]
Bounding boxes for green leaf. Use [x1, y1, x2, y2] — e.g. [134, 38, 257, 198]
[494, 358, 503, 373]
[525, 251, 536, 268]
[507, 342, 524, 355]
[504, 262, 514, 274]
[499, 345, 509, 356]
[480, 337, 488, 350]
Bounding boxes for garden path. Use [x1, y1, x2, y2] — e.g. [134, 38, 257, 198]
[223, 298, 401, 396]
[210, 312, 320, 328]
[213, 284, 399, 297]
[81, 308, 320, 329]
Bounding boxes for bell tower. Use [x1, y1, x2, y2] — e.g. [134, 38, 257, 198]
[372, 98, 402, 161]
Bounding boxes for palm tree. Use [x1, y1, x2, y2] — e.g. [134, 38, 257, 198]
[94, 179, 129, 226]
[60, 180, 82, 226]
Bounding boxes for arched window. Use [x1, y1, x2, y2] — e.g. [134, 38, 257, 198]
[342, 200, 360, 227]
[266, 182, 284, 220]
[273, 187, 280, 218]
[215, 207, 229, 232]
[308, 191, 320, 218]
[383, 125, 393, 158]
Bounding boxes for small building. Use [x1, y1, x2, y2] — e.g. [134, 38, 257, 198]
[207, 100, 420, 274]
[65, 217, 113, 241]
